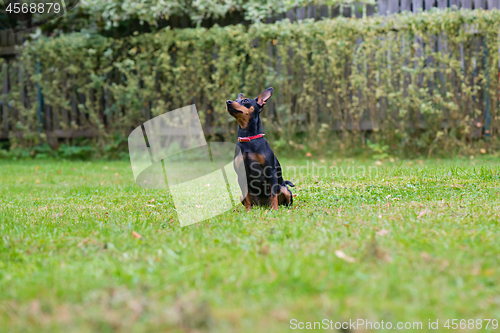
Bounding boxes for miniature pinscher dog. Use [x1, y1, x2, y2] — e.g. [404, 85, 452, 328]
[226, 87, 295, 211]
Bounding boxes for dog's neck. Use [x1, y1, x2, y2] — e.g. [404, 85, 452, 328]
[237, 117, 263, 138]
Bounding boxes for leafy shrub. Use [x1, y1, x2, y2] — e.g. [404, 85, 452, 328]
[366, 140, 391, 160]
[58, 144, 94, 159]
[0, 143, 54, 160]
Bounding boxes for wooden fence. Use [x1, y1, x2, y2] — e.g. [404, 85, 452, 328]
[0, 5, 497, 143]
[379, 0, 500, 14]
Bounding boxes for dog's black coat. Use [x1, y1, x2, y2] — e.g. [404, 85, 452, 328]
[226, 87, 295, 210]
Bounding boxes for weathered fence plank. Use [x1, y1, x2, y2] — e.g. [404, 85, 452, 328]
[401, 0, 412, 12]
[475, 0, 486, 8]
[413, 0, 424, 12]
[297, 7, 306, 20]
[1, 62, 9, 137]
[489, 0, 500, 8]
[286, 8, 295, 23]
[462, 0, 473, 9]
[388, 0, 400, 13]
[318, 5, 329, 19]
[378, 0, 389, 15]
[307, 4, 317, 19]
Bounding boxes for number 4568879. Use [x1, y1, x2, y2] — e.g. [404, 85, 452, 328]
[444, 319, 498, 330]
[6, 2, 61, 14]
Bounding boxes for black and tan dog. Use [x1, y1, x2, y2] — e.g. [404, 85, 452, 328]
[226, 87, 295, 211]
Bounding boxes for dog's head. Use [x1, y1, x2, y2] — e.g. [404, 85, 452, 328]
[226, 87, 273, 130]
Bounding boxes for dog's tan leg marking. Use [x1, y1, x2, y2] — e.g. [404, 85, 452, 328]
[248, 153, 266, 165]
[271, 193, 278, 210]
[244, 195, 252, 212]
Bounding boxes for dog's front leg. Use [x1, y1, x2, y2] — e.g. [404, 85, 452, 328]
[243, 194, 252, 212]
[269, 170, 279, 210]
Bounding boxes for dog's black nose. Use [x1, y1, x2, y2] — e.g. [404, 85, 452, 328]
[226, 100, 232, 105]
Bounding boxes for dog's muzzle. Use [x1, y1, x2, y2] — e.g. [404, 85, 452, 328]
[226, 100, 241, 113]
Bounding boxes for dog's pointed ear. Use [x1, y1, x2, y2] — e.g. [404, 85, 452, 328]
[237, 93, 245, 100]
[256, 87, 273, 106]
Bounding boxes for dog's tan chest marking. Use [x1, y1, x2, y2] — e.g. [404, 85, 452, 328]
[248, 153, 266, 165]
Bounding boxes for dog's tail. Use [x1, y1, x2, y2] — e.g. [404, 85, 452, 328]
[285, 180, 295, 187]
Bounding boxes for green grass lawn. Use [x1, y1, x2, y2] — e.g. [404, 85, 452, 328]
[1, 157, 500, 332]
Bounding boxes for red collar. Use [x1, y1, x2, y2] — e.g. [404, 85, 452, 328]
[238, 133, 265, 142]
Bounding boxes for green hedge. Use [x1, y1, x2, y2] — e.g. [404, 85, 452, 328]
[2, 9, 500, 157]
